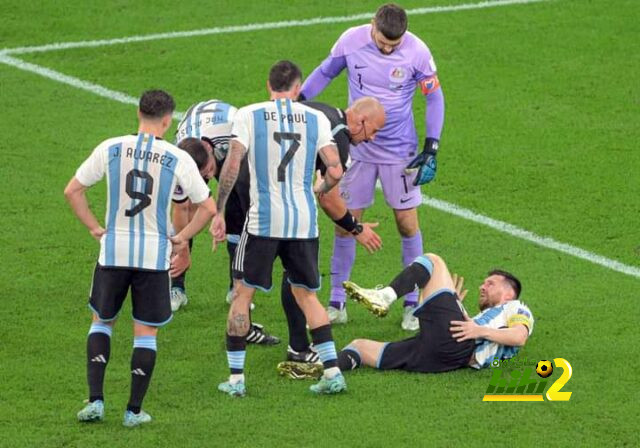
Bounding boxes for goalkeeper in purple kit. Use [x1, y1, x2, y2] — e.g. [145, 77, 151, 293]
[300, 3, 445, 330]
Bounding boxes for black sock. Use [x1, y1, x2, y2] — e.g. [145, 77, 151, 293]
[226, 241, 238, 292]
[310, 325, 338, 370]
[337, 348, 362, 371]
[226, 333, 247, 375]
[127, 343, 157, 414]
[389, 262, 431, 298]
[86, 326, 111, 402]
[281, 271, 310, 352]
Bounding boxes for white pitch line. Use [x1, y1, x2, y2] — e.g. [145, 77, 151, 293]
[0, 54, 184, 120]
[422, 195, 640, 279]
[1, 0, 548, 55]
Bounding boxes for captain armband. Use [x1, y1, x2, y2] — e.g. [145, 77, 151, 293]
[507, 314, 531, 330]
[419, 75, 441, 95]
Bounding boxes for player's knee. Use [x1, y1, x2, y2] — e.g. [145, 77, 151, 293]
[350, 339, 365, 350]
[134, 322, 158, 337]
[424, 253, 444, 267]
[395, 214, 419, 237]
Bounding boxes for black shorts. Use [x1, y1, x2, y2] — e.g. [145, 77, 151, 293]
[378, 290, 474, 373]
[225, 186, 249, 237]
[89, 264, 172, 326]
[232, 233, 319, 292]
[225, 160, 250, 237]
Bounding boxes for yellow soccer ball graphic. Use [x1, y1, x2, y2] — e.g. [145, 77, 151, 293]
[536, 360, 553, 378]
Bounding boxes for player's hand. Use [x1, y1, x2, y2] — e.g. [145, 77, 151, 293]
[449, 315, 484, 342]
[209, 214, 226, 251]
[452, 273, 468, 301]
[169, 249, 191, 277]
[170, 234, 189, 254]
[90, 226, 105, 242]
[405, 138, 439, 186]
[354, 222, 382, 253]
[313, 169, 327, 197]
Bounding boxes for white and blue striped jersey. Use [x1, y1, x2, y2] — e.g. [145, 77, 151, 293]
[75, 133, 210, 271]
[175, 99, 237, 161]
[469, 300, 535, 369]
[232, 99, 335, 239]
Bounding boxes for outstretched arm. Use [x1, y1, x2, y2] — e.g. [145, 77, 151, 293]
[216, 139, 245, 212]
[313, 144, 343, 194]
[300, 54, 347, 100]
[209, 139, 245, 246]
[315, 174, 382, 253]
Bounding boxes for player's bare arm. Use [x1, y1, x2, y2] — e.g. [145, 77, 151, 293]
[209, 139, 245, 246]
[216, 139, 245, 213]
[171, 197, 216, 252]
[63, 177, 105, 241]
[314, 144, 342, 193]
[449, 319, 529, 347]
[314, 172, 382, 253]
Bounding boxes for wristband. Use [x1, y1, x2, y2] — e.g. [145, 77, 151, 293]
[424, 138, 439, 155]
[333, 211, 359, 233]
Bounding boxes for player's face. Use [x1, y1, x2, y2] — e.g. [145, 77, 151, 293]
[371, 24, 403, 55]
[478, 275, 510, 310]
[199, 139, 217, 181]
[199, 154, 215, 182]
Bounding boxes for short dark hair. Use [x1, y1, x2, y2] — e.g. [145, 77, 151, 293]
[375, 4, 408, 40]
[139, 89, 175, 119]
[177, 137, 209, 170]
[268, 60, 303, 92]
[489, 269, 522, 300]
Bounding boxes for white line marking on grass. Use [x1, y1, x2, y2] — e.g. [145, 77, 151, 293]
[422, 195, 640, 279]
[2, 0, 549, 55]
[0, 54, 184, 120]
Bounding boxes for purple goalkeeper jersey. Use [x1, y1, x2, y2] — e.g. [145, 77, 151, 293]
[301, 24, 444, 163]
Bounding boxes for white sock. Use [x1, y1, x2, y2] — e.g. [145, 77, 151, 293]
[324, 367, 341, 379]
[381, 287, 397, 304]
[229, 374, 245, 385]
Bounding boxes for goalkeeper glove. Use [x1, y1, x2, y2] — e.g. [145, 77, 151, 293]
[405, 138, 439, 186]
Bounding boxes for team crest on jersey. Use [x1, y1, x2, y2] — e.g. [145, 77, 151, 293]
[389, 67, 408, 82]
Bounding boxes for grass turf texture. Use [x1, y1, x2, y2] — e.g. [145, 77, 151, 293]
[1, 0, 638, 446]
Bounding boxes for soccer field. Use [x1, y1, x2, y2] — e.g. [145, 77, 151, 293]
[1, 0, 638, 446]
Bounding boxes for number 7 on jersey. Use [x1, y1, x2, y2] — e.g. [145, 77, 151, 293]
[273, 132, 301, 182]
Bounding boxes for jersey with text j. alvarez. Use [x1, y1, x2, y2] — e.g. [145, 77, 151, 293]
[75, 133, 210, 271]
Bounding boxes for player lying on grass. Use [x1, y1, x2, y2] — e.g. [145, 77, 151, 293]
[278, 252, 533, 378]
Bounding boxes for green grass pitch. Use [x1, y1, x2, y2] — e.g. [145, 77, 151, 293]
[0, 0, 638, 446]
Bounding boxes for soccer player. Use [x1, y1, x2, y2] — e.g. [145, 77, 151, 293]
[278, 253, 533, 378]
[170, 102, 280, 345]
[300, 3, 445, 331]
[281, 97, 386, 363]
[210, 60, 346, 396]
[170, 99, 237, 310]
[64, 90, 216, 427]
